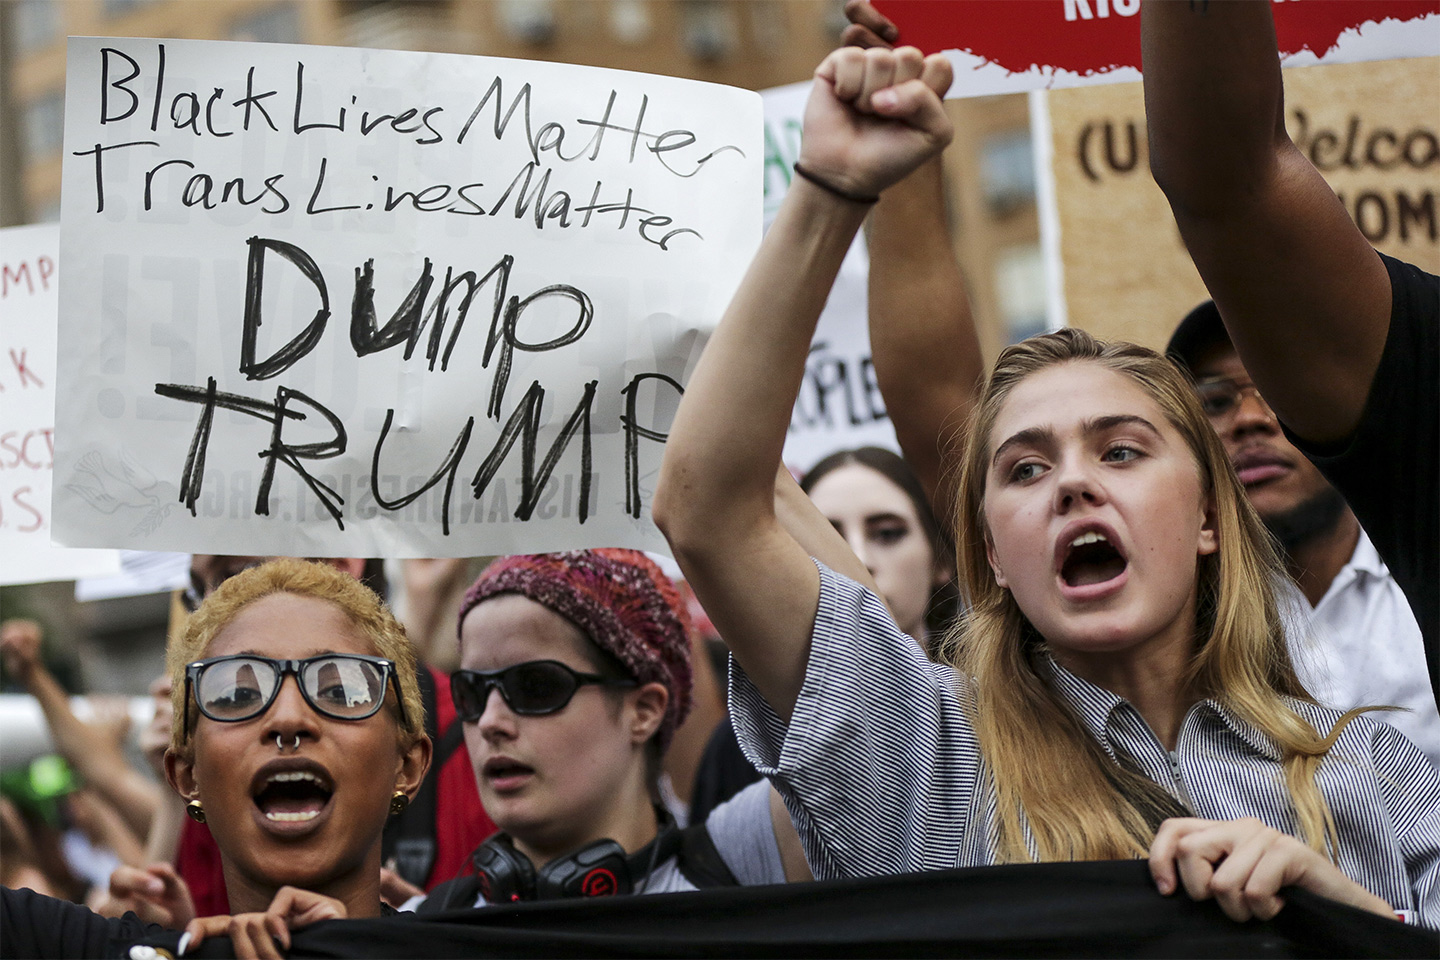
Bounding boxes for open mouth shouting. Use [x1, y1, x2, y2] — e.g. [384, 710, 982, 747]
[1056, 523, 1129, 599]
[251, 759, 335, 834]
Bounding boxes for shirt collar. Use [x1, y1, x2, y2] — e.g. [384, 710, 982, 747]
[1038, 653, 1129, 749]
[1315, 529, 1389, 610]
[1344, 529, 1389, 580]
[1192, 699, 1284, 761]
[1039, 652, 1284, 762]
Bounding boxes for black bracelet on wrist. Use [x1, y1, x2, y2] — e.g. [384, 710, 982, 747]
[792, 162, 880, 205]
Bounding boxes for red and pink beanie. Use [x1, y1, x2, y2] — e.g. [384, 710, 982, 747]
[458, 549, 695, 750]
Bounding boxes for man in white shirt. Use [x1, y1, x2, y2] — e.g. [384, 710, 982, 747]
[1169, 302, 1440, 768]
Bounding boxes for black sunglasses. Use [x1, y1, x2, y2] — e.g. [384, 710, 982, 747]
[451, 660, 636, 721]
[182, 653, 407, 740]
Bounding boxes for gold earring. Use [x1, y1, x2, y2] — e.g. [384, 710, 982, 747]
[186, 800, 206, 824]
[389, 791, 409, 816]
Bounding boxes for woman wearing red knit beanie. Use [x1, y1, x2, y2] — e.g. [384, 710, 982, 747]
[409, 549, 789, 909]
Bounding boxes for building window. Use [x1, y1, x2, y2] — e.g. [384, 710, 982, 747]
[22, 91, 65, 162]
[13, 0, 61, 54]
[994, 243, 1048, 343]
[231, 3, 302, 44]
[681, 0, 737, 62]
[609, 0, 652, 44]
[980, 130, 1036, 215]
[499, 0, 557, 44]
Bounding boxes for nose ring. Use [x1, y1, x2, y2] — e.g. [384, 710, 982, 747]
[275, 733, 301, 753]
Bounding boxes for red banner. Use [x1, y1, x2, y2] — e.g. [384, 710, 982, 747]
[874, 0, 1439, 96]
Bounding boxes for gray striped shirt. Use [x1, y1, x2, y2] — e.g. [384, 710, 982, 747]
[731, 560, 1440, 927]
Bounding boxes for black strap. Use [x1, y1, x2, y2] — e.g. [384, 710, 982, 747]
[383, 667, 467, 888]
[675, 823, 740, 889]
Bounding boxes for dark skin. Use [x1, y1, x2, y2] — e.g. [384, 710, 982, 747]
[1188, 342, 1360, 608]
[1141, 0, 1391, 445]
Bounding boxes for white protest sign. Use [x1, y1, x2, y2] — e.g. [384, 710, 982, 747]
[74, 549, 191, 602]
[0, 224, 122, 586]
[54, 38, 761, 558]
[763, 82, 898, 475]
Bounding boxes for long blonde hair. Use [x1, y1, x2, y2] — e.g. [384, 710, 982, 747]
[936, 329, 1356, 862]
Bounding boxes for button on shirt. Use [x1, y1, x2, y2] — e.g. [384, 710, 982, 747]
[730, 561, 1440, 927]
[1278, 531, 1440, 770]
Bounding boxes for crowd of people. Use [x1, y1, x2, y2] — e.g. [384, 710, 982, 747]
[2, 1, 1436, 956]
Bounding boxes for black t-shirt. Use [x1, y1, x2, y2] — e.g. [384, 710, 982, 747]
[1285, 252, 1439, 708]
[1, 886, 165, 959]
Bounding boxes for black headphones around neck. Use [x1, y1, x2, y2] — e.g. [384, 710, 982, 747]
[470, 814, 682, 903]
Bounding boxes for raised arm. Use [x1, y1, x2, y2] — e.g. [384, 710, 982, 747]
[1141, 0, 1391, 444]
[774, 464, 882, 599]
[866, 148, 980, 522]
[845, 3, 981, 518]
[653, 46, 953, 721]
[0, 620, 161, 839]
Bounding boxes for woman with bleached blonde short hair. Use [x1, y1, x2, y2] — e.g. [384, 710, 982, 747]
[3, 559, 432, 958]
[165, 558, 430, 953]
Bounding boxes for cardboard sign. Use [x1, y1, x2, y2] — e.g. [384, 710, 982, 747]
[1048, 56, 1440, 349]
[53, 38, 761, 558]
[763, 81, 898, 474]
[0, 224, 122, 585]
[874, 0, 1439, 98]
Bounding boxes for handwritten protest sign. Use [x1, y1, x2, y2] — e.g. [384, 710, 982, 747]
[763, 81, 897, 474]
[53, 38, 761, 558]
[0, 224, 122, 586]
[1048, 56, 1440, 350]
[874, 0, 1439, 98]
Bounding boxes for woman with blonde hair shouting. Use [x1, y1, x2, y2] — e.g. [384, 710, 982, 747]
[653, 44, 1439, 926]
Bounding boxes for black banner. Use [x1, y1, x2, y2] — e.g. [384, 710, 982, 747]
[129, 860, 1434, 959]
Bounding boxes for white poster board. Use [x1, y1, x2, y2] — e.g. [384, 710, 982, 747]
[74, 549, 191, 602]
[763, 82, 898, 475]
[0, 224, 122, 585]
[53, 38, 761, 558]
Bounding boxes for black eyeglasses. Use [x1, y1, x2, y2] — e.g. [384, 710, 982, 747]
[182, 654, 407, 740]
[1193, 375, 1269, 422]
[451, 660, 636, 721]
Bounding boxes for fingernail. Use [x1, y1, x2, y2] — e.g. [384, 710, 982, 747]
[874, 90, 897, 109]
[176, 932, 192, 956]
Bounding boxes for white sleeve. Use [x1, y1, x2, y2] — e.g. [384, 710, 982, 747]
[702, 779, 787, 886]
